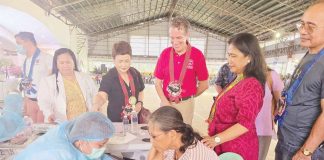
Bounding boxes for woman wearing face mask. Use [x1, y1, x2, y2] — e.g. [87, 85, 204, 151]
[37, 48, 97, 123]
[202, 33, 267, 160]
[92, 41, 145, 122]
[14, 112, 115, 160]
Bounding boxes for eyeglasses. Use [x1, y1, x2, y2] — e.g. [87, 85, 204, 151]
[296, 22, 324, 33]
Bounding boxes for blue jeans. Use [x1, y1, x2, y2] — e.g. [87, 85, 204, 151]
[275, 141, 324, 160]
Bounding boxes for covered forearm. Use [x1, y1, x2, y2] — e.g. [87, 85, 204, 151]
[216, 123, 248, 144]
[37, 80, 52, 122]
[195, 80, 209, 97]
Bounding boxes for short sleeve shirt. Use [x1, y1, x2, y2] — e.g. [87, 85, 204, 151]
[279, 53, 324, 147]
[99, 67, 145, 122]
[154, 46, 209, 98]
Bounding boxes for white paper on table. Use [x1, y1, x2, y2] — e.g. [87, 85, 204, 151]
[32, 123, 56, 133]
[108, 132, 137, 144]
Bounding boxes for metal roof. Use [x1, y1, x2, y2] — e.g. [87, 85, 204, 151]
[31, 0, 315, 41]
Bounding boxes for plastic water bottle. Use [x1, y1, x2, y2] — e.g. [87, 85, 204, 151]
[131, 111, 138, 134]
[122, 115, 129, 136]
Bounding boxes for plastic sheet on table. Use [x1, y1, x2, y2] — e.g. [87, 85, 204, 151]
[108, 132, 137, 145]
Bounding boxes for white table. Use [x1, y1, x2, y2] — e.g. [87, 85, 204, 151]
[106, 124, 152, 160]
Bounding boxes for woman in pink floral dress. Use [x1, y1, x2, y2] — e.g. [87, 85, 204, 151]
[202, 33, 267, 160]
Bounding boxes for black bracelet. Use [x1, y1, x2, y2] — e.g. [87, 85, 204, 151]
[136, 101, 143, 107]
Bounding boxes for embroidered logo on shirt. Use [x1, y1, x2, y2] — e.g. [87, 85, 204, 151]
[187, 59, 193, 69]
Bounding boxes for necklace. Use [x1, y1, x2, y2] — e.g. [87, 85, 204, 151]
[206, 73, 244, 123]
[217, 73, 244, 99]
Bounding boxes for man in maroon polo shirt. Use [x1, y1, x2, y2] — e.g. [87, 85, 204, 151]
[154, 17, 209, 125]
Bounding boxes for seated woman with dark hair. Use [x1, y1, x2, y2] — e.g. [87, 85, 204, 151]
[147, 106, 218, 160]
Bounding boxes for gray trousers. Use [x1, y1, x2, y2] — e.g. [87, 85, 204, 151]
[258, 136, 272, 160]
[275, 141, 324, 160]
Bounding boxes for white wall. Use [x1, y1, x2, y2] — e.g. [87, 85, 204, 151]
[88, 21, 227, 73]
[0, 0, 70, 48]
[0, 0, 89, 70]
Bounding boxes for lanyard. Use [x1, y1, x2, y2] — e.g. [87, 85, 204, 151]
[169, 43, 192, 84]
[206, 74, 243, 123]
[276, 48, 324, 126]
[285, 48, 324, 105]
[118, 71, 136, 106]
[23, 48, 40, 80]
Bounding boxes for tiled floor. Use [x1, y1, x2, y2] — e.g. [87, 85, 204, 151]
[143, 84, 276, 160]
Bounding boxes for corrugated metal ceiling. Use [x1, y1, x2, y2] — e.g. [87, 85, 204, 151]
[31, 0, 314, 41]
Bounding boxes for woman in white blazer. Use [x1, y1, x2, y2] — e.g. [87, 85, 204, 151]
[38, 48, 97, 123]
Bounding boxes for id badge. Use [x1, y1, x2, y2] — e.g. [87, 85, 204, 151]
[129, 96, 137, 106]
[167, 81, 182, 97]
[277, 91, 287, 116]
[20, 78, 32, 90]
[277, 99, 286, 116]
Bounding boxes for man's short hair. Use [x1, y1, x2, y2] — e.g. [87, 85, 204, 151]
[170, 17, 191, 33]
[112, 41, 132, 59]
[15, 32, 37, 45]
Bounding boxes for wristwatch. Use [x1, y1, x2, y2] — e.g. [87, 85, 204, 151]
[302, 148, 312, 156]
[214, 136, 221, 144]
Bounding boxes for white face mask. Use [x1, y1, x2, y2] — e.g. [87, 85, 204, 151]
[80, 141, 106, 160]
[85, 147, 106, 159]
[16, 45, 26, 55]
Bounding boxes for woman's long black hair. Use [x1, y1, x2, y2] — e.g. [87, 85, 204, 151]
[149, 106, 202, 153]
[52, 48, 79, 93]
